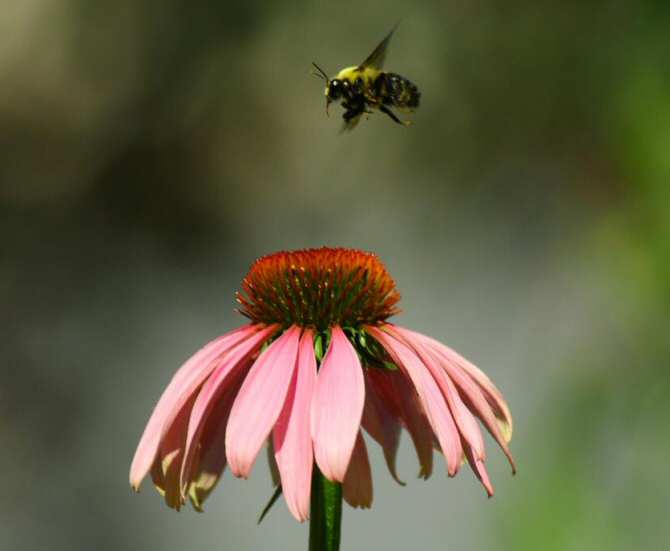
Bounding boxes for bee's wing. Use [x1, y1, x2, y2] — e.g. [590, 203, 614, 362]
[358, 24, 398, 70]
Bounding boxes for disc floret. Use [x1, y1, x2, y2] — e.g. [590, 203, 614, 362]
[236, 247, 401, 330]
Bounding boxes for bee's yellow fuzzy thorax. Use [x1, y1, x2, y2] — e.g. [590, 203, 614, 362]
[335, 66, 381, 87]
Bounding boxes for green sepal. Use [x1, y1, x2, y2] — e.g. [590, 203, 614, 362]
[345, 327, 399, 371]
[257, 485, 283, 525]
[314, 333, 324, 363]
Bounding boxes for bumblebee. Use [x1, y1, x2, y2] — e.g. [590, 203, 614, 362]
[312, 25, 421, 131]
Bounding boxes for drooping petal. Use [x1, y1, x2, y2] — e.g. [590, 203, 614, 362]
[311, 326, 365, 482]
[417, 330, 513, 439]
[179, 324, 280, 493]
[366, 366, 434, 479]
[185, 371, 246, 511]
[410, 330, 516, 473]
[273, 329, 317, 522]
[439, 368, 486, 460]
[149, 392, 197, 510]
[462, 437, 494, 497]
[343, 432, 373, 509]
[150, 452, 166, 496]
[150, 449, 181, 501]
[389, 326, 486, 461]
[130, 324, 262, 489]
[361, 371, 404, 485]
[226, 326, 302, 478]
[366, 326, 463, 476]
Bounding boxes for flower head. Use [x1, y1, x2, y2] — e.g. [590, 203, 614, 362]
[236, 248, 400, 329]
[130, 247, 515, 522]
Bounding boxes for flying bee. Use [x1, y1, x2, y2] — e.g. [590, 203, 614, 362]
[312, 25, 421, 131]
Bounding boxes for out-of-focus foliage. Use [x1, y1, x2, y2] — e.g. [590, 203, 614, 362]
[1, 1, 668, 550]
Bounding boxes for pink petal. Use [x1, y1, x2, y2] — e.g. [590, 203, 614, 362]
[311, 326, 365, 482]
[411, 330, 516, 473]
[389, 326, 486, 461]
[185, 371, 246, 511]
[343, 432, 373, 509]
[361, 372, 404, 485]
[226, 326, 302, 478]
[367, 367, 434, 479]
[149, 392, 197, 510]
[178, 324, 280, 493]
[366, 326, 463, 476]
[417, 330, 513, 439]
[273, 329, 317, 522]
[462, 438, 494, 497]
[130, 324, 261, 490]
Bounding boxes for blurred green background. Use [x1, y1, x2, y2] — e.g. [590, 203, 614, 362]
[2, 0, 669, 549]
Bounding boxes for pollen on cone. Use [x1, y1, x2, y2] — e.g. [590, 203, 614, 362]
[236, 247, 401, 329]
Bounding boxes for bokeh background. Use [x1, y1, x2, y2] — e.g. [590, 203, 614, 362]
[2, 1, 669, 549]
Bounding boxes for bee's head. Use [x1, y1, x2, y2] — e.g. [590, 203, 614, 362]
[327, 79, 344, 101]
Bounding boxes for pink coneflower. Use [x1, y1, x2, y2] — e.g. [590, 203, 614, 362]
[130, 247, 515, 542]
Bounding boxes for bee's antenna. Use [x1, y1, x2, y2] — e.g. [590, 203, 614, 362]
[311, 62, 330, 83]
[311, 62, 332, 117]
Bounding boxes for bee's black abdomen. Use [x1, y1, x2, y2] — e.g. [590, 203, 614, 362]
[376, 72, 421, 110]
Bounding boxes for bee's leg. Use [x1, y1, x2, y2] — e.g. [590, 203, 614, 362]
[340, 105, 365, 132]
[380, 105, 411, 126]
[342, 109, 357, 123]
[342, 103, 365, 122]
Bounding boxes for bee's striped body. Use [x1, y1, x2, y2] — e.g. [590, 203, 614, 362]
[374, 72, 421, 110]
[313, 26, 421, 131]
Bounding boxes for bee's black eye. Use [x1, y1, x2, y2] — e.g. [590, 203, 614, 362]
[329, 80, 342, 99]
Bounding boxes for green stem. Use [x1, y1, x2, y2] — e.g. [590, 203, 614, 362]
[309, 466, 343, 551]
